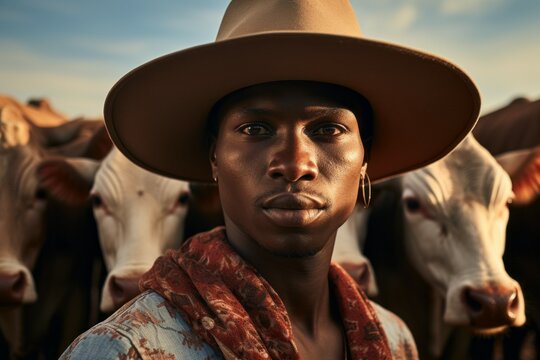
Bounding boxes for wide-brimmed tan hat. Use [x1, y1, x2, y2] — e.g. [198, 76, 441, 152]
[104, 0, 480, 182]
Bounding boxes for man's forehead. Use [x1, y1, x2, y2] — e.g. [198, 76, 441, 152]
[235, 106, 355, 121]
[229, 81, 355, 103]
[218, 81, 366, 115]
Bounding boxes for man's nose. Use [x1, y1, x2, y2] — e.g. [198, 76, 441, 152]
[267, 134, 318, 182]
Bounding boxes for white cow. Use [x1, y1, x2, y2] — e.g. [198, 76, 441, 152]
[43, 147, 191, 313]
[402, 136, 524, 328]
[91, 148, 190, 312]
[333, 207, 378, 296]
[334, 136, 527, 357]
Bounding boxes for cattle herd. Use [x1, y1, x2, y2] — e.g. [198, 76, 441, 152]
[0, 93, 538, 359]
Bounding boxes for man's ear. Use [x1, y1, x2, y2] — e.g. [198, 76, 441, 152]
[360, 162, 368, 178]
[208, 136, 218, 179]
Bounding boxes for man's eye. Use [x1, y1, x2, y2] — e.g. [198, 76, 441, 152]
[238, 124, 271, 136]
[311, 124, 346, 136]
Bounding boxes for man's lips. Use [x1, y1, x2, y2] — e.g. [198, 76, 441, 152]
[261, 193, 326, 210]
[260, 193, 326, 227]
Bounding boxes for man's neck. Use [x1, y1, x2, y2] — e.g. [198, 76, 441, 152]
[224, 223, 339, 335]
[262, 248, 335, 334]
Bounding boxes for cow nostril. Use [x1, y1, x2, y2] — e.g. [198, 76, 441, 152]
[462, 286, 521, 328]
[464, 288, 483, 314]
[508, 289, 519, 316]
[12, 272, 25, 294]
[0, 272, 27, 305]
[110, 277, 125, 298]
[109, 276, 141, 309]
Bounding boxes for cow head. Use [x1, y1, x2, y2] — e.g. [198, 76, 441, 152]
[0, 94, 67, 128]
[0, 106, 40, 306]
[0, 104, 111, 308]
[401, 136, 526, 333]
[39, 147, 191, 313]
[93, 148, 190, 312]
[333, 207, 378, 295]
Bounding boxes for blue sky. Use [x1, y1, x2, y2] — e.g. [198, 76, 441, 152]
[1, 0, 539, 117]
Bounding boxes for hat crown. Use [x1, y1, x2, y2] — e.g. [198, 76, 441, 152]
[217, 0, 362, 41]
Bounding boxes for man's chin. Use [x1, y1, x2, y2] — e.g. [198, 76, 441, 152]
[265, 243, 325, 258]
[253, 226, 335, 259]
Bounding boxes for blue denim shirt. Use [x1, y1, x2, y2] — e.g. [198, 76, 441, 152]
[61, 291, 417, 359]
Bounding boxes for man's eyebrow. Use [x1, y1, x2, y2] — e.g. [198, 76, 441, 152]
[306, 107, 351, 118]
[239, 108, 278, 117]
[239, 107, 351, 118]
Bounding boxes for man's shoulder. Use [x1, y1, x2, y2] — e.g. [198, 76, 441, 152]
[103, 290, 190, 334]
[371, 301, 419, 360]
[60, 291, 222, 360]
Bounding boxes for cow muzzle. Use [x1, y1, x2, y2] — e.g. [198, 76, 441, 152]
[462, 285, 521, 332]
[0, 270, 36, 306]
[100, 269, 146, 313]
[444, 278, 526, 332]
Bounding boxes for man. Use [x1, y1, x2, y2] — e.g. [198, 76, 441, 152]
[61, 1, 480, 359]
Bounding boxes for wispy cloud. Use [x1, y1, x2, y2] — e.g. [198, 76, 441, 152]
[17, 0, 82, 16]
[67, 37, 151, 56]
[1, 0, 538, 119]
[460, 34, 540, 113]
[0, 8, 29, 25]
[159, 6, 223, 38]
[1, 70, 111, 115]
[391, 4, 418, 30]
[354, 0, 540, 114]
[0, 40, 118, 117]
[441, 0, 505, 15]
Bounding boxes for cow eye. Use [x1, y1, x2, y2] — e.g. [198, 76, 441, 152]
[403, 197, 421, 212]
[34, 187, 47, 200]
[90, 194, 103, 208]
[177, 191, 190, 206]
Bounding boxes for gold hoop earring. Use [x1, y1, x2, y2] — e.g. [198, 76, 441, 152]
[361, 172, 371, 208]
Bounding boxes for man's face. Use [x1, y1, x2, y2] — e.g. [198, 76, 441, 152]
[211, 82, 365, 257]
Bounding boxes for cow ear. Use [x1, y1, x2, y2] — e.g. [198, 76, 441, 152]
[0, 105, 31, 150]
[84, 126, 113, 160]
[496, 146, 540, 205]
[35, 118, 87, 147]
[36, 119, 112, 159]
[36, 158, 100, 204]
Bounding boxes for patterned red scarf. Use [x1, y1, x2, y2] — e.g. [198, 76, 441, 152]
[140, 227, 392, 360]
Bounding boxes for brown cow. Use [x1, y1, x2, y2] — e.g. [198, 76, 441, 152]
[474, 97, 540, 155]
[0, 95, 67, 127]
[0, 103, 111, 359]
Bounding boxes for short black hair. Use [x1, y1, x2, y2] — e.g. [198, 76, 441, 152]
[206, 80, 373, 162]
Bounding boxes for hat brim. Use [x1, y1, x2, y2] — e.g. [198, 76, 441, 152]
[105, 32, 480, 182]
